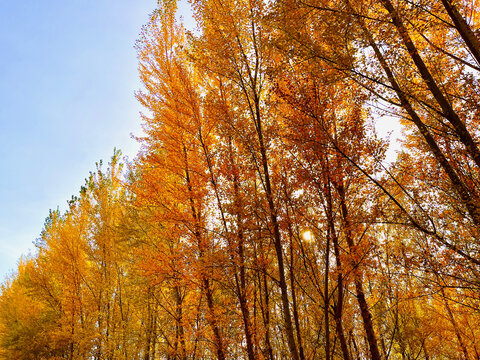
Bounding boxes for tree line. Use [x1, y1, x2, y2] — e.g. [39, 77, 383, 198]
[1, 0, 480, 358]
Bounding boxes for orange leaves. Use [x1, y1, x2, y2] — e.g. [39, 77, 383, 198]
[3, 0, 480, 358]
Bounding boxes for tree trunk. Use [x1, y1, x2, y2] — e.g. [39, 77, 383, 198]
[337, 183, 381, 360]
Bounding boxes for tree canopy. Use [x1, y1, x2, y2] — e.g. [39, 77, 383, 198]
[1, 0, 480, 358]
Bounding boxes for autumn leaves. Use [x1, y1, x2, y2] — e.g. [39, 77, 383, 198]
[1, 0, 480, 358]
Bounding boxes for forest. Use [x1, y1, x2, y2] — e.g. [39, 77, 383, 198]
[1, 0, 480, 358]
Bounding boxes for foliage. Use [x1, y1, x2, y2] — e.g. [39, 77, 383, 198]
[2, 0, 480, 358]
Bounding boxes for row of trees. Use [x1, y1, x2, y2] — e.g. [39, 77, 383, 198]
[1, 0, 480, 358]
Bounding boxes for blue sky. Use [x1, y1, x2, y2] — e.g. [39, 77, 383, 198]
[0, 1, 193, 279]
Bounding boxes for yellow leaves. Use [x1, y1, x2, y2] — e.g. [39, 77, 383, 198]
[3, 0, 480, 357]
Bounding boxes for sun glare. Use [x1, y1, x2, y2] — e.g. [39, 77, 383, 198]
[302, 229, 314, 242]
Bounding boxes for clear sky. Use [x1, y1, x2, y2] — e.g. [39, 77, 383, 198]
[0, 0, 193, 280]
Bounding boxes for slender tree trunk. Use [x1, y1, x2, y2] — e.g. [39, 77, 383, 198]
[439, 0, 480, 66]
[175, 286, 187, 360]
[201, 126, 257, 360]
[203, 278, 226, 360]
[184, 145, 226, 360]
[230, 137, 257, 360]
[144, 315, 151, 360]
[440, 287, 470, 359]
[253, 95, 300, 360]
[328, 189, 351, 360]
[286, 209, 306, 360]
[348, 3, 480, 259]
[324, 222, 331, 360]
[259, 260, 274, 360]
[337, 183, 381, 360]
[235, 29, 299, 355]
[381, 0, 480, 171]
[290, 261, 306, 360]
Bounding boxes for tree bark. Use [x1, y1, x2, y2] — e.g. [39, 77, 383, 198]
[337, 183, 381, 360]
